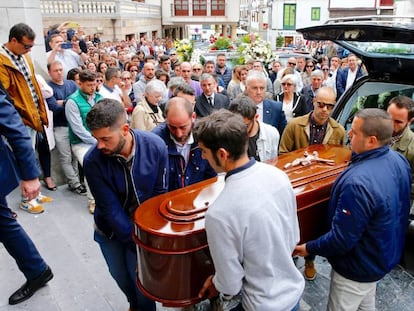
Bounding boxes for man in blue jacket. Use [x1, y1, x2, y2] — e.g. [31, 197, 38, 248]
[0, 82, 53, 305]
[245, 70, 287, 136]
[294, 108, 411, 311]
[153, 96, 216, 191]
[84, 99, 168, 311]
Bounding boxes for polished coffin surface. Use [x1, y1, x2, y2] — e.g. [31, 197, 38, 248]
[133, 144, 351, 307]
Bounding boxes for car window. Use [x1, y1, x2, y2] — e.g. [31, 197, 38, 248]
[335, 82, 414, 143]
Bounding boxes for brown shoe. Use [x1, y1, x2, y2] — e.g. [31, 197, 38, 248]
[88, 200, 95, 214]
[304, 259, 317, 281]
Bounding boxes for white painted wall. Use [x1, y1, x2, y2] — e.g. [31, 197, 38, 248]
[395, 0, 414, 16]
[329, 0, 376, 9]
[0, 0, 47, 74]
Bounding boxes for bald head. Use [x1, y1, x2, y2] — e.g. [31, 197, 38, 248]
[165, 96, 194, 118]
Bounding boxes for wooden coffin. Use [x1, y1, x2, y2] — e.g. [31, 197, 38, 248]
[133, 144, 351, 307]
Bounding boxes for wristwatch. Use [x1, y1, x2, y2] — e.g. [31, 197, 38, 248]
[78, 51, 83, 55]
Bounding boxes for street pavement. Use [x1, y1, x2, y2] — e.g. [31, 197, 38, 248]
[1, 184, 414, 311]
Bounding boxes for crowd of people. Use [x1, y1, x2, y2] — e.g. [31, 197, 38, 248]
[0, 21, 413, 311]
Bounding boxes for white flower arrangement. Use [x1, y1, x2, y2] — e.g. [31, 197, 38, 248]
[174, 38, 194, 62]
[236, 33, 274, 65]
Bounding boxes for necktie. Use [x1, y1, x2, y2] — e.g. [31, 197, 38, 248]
[208, 97, 213, 107]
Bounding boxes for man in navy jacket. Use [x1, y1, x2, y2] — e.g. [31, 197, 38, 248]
[294, 108, 411, 311]
[84, 99, 168, 311]
[336, 54, 364, 99]
[0, 82, 53, 305]
[153, 96, 216, 191]
[245, 70, 287, 136]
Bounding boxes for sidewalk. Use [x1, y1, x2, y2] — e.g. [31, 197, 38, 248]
[1, 184, 414, 311]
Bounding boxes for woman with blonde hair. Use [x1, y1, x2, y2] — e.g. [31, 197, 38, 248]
[228, 65, 249, 102]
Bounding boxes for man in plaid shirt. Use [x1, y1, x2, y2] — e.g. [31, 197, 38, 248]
[0, 23, 51, 214]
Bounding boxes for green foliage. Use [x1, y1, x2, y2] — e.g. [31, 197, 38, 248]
[276, 36, 284, 48]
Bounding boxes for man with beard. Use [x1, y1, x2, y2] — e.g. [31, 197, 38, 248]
[279, 86, 345, 281]
[387, 95, 414, 216]
[152, 96, 216, 191]
[84, 99, 168, 311]
[65, 70, 103, 213]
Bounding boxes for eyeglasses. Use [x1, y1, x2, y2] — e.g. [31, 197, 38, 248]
[322, 68, 330, 72]
[316, 101, 335, 110]
[18, 41, 34, 49]
[122, 77, 131, 80]
[288, 62, 296, 66]
[281, 82, 293, 87]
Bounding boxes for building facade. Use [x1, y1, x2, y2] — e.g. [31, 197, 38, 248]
[41, 0, 163, 42]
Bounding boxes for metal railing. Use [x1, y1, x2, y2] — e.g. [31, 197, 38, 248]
[40, 0, 160, 18]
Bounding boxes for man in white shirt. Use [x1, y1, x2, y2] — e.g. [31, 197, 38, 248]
[47, 34, 89, 78]
[229, 95, 279, 162]
[98, 67, 131, 108]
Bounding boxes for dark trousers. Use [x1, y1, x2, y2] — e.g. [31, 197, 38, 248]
[0, 196, 47, 281]
[36, 131, 51, 178]
[94, 230, 155, 311]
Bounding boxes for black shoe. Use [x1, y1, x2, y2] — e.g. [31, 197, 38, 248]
[69, 184, 87, 196]
[9, 266, 53, 305]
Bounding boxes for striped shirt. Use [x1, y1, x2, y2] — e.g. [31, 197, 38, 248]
[2, 45, 39, 107]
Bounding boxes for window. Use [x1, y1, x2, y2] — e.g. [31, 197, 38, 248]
[175, 0, 188, 16]
[311, 7, 320, 21]
[211, 0, 225, 16]
[193, 0, 206, 16]
[283, 4, 296, 30]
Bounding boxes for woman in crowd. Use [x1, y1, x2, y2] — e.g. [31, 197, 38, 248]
[301, 59, 315, 87]
[130, 79, 166, 131]
[274, 74, 309, 122]
[228, 65, 248, 102]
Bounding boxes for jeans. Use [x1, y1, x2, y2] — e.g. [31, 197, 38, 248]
[54, 127, 81, 188]
[72, 143, 94, 201]
[0, 197, 48, 281]
[94, 230, 155, 311]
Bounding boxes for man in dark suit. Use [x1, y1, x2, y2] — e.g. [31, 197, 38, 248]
[0, 82, 53, 305]
[336, 53, 365, 99]
[301, 69, 324, 112]
[195, 73, 229, 118]
[245, 70, 287, 135]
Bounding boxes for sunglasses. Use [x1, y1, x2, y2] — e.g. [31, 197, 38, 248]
[170, 53, 176, 56]
[281, 82, 293, 87]
[193, 68, 202, 71]
[306, 65, 314, 68]
[316, 101, 335, 110]
[122, 77, 131, 80]
[288, 62, 297, 66]
[96, 79, 103, 83]
[19, 41, 34, 49]
[130, 69, 138, 72]
[322, 68, 330, 72]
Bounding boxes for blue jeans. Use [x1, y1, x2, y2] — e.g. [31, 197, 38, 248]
[94, 230, 155, 310]
[0, 197, 48, 281]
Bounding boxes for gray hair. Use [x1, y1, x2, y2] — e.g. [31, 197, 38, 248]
[245, 70, 267, 86]
[281, 74, 297, 85]
[199, 73, 215, 83]
[311, 69, 324, 78]
[167, 76, 186, 90]
[145, 79, 167, 95]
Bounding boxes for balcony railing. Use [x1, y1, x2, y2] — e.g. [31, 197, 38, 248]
[40, 0, 160, 18]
